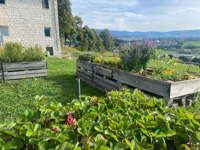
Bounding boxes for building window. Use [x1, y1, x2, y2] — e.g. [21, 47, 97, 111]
[46, 47, 53, 55]
[42, 0, 49, 9]
[0, 0, 5, 4]
[0, 26, 8, 36]
[44, 27, 50, 37]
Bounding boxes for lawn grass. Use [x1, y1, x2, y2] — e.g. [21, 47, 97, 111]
[62, 46, 82, 55]
[0, 57, 104, 120]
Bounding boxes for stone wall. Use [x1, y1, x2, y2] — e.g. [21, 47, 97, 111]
[0, 0, 61, 56]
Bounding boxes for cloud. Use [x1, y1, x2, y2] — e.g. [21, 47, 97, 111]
[71, 0, 200, 32]
[122, 12, 146, 18]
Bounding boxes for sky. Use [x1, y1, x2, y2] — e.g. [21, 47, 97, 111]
[71, 0, 200, 32]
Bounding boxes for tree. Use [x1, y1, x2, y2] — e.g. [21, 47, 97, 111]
[58, 0, 76, 46]
[76, 26, 104, 53]
[99, 29, 114, 51]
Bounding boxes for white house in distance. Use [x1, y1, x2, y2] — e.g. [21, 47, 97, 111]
[0, 0, 61, 56]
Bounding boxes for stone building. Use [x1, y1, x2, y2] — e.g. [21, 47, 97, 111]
[0, 0, 61, 56]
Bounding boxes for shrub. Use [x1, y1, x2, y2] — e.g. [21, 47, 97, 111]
[120, 39, 156, 71]
[23, 45, 45, 61]
[0, 89, 199, 149]
[0, 42, 45, 62]
[191, 57, 199, 63]
[179, 56, 190, 62]
[93, 57, 102, 64]
[0, 42, 23, 62]
[78, 52, 102, 62]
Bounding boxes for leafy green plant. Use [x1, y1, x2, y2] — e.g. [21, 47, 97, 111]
[23, 45, 45, 61]
[0, 89, 199, 149]
[148, 56, 192, 81]
[0, 42, 23, 62]
[78, 52, 102, 62]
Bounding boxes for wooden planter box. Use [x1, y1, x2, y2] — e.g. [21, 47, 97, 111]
[0, 60, 47, 80]
[77, 60, 200, 107]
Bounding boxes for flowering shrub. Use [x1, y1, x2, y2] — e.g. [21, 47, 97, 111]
[120, 39, 157, 71]
[0, 90, 199, 149]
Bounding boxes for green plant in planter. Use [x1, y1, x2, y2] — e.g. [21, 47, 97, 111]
[120, 39, 157, 72]
[23, 45, 45, 61]
[78, 52, 102, 62]
[0, 89, 199, 149]
[0, 42, 23, 62]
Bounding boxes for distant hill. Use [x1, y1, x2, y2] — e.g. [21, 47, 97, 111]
[96, 29, 200, 39]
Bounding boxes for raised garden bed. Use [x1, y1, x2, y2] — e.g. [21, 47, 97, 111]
[0, 60, 47, 80]
[77, 60, 200, 107]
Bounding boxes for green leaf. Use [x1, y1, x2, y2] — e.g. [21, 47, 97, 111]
[4, 131, 16, 137]
[111, 134, 119, 142]
[26, 129, 33, 137]
[125, 139, 134, 150]
[157, 115, 165, 122]
[114, 142, 128, 150]
[158, 138, 166, 149]
[33, 123, 40, 133]
[94, 126, 103, 133]
[7, 122, 16, 130]
[95, 140, 107, 150]
[98, 104, 105, 112]
[179, 144, 191, 150]
[10, 137, 25, 149]
[83, 121, 93, 128]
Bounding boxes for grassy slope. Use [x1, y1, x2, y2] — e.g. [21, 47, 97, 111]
[0, 57, 104, 120]
[184, 41, 200, 47]
[156, 49, 178, 54]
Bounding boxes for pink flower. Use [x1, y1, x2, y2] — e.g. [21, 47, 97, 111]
[67, 111, 76, 125]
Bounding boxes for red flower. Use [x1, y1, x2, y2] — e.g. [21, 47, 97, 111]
[93, 98, 98, 105]
[67, 111, 76, 125]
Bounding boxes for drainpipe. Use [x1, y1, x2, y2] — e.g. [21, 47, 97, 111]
[53, 0, 60, 56]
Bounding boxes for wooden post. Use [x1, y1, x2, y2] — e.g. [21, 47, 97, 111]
[164, 97, 174, 107]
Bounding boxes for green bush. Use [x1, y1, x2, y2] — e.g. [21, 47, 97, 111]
[0, 89, 199, 149]
[78, 52, 102, 62]
[0, 42, 45, 62]
[179, 56, 190, 62]
[0, 42, 23, 62]
[191, 57, 199, 63]
[23, 45, 45, 61]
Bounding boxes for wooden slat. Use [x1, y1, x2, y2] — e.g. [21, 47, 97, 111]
[4, 69, 46, 76]
[4, 72, 47, 80]
[77, 71, 92, 82]
[93, 77, 117, 91]
[93, 74, 118, 88]
[76, 68, 92, 78]
[113, 70, 170, 97]
[94, 65, 112, 78]
[2, 61, 47, 72]
[170, 78, 200, 98]
[77, 60, 93, 71]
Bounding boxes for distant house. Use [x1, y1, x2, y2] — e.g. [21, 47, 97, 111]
[0, 0, 61, 56]
[184, 49, 192, 54]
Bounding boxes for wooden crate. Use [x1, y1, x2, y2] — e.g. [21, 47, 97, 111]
[76, 60, 200, 107]
[2, 61, 47, 80]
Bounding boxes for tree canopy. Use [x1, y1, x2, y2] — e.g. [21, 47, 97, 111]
[100, 29, 114, 51]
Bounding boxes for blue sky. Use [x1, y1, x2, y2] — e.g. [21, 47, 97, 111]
[71, 0, 200, 32]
